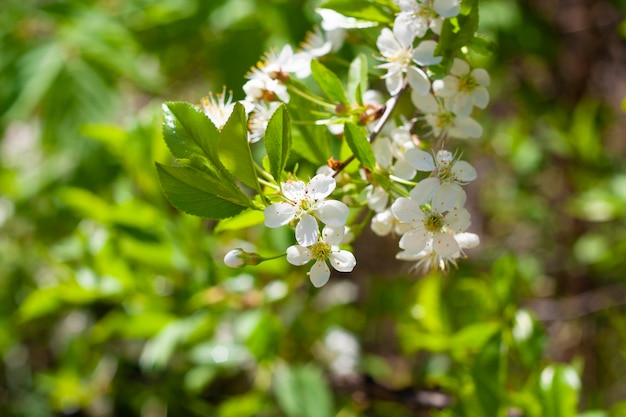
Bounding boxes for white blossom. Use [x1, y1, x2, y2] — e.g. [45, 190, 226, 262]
[264, 175, 349, 247]
[412, 92, 483, 139]
[247, 101, 281, 143]
[405, 148, 477, 207]
[432, 58, 490, 117]
[200, 87, 236, 130]
[394, 0, 461, 39]
[391, 196, 471, 258]
[375, 27, 436, 95]
[286, 225, 356, 287]
[397, 232, 479, 272]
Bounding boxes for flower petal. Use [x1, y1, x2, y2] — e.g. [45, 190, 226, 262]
[432, 76, 458, 97]
[405, 148, 436, 171]
[473, 86, 490, 109]
[371, 210, 394, 236]
[317, 200, 349, 226]
[392, 159, 417, 180]
[322, 225, 345, 245]
[435, 183, 466, 212]
[384, 69, 405, 96]
[399, 228, 429, 252]
[264, 202, 296, 227]
[454, 232, 480, 249]
[391, 197, 425, 224]
[444, 208, 471, 232]
[451, 116, 483, 138]
[376, 28, 399, 57]
[307, 174, 336, 200]
[449, 58, 469, 76]
[309, 260, 331, 287]
[451, 93, 473, 117]
[411, 92, 440, 114]
[286, 245, 312, 266]
[407, 66, 430, 96]
[296, 213, 319, 246]
[329, 249, 357, 272]
[434, 0, 461, 18]
[410, 177, 440, 205]
[472, 68, 490, 86]
[433, 232, 460, 257]
[282, 180, 306, 201]
[451, 160, 477, 182]
[412, 40, 442, 66]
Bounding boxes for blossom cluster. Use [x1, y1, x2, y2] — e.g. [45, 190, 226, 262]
[212, 0, 489, 286]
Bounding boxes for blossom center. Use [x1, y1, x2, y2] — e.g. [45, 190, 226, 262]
[457, 74, 479, 93]
[424, 212, 444, 233]
[310, 242, 332, 261]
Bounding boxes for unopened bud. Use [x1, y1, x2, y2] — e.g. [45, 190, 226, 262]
[224, 248, 262, 268]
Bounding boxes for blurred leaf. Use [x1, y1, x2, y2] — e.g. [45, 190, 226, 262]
[162, 101, 220, 161]
[348, 53, 369, 105]
[539, 364, 581, 417]
[264, 104, 292, 183]
[344, 122, 376, 170]
[471, 332, 504, 417]
[274, 363, 334, 417]
[311, 60, 349, 106]
[469, 33, 498, 56]
[215, 209, 265, 233]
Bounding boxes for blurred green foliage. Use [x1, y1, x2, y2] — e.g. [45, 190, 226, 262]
[1, 0, 626, 416]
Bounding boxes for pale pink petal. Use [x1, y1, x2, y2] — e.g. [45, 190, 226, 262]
[433, 183, 465, 211]
[473, 87, 490, 109]
[449, 58, 470, 76]
[321, 225, 345, 245]
[412, 40, 442, 66]
[282, 180, 306, 201]
[472, 68, 490, 86]
[411, 92, 440, 114]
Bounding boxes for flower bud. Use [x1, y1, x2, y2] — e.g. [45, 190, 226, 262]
[223, 248, 262, 268]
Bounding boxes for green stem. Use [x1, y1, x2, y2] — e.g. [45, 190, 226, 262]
[287, 84, 336, 110]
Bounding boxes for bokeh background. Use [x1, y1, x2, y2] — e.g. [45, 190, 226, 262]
[1, 0, 626, 416]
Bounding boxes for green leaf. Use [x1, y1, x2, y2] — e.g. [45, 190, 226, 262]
[218, 102, 261, 192]
[539, 364, 581, 417]
[318, 0, 394, 23]
[162, 101, 220, 161]
[264, 104, 292, 182]
[471, 332, 504, 416]
[156, 163, 249, 219]
[311, 60, 349, 106]
[274, 364, 334, 417]
[344, 122, 376, 170]
[214, 209, 265, 233]
[348, 53, 369, 105]
[469, 33, 498, 56]
[436, 0, 479, 55]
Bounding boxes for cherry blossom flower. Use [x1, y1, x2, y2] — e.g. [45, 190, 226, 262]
[200, 87, 236, 130]
[286, 225, 356, 287]
[391, 196, 471, 258]
[411, 92, 483, 139]
[394, 0, 461, 39]
[405, 148, 477, 207]
[264, 175, 349, 247]
[247, 101, 281, 143]
[432, 58, 490, 117]
[397, 232, 479, 272]
[376, 26, 439, 95]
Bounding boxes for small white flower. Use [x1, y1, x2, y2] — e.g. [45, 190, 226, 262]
[432, 58, 490, 117]
[405, 148, 477, 207]
[391, 196, 471, 258]
[243, 70, 289, 103]
[371, 208, 412, 236]
[247, 101, 281, 143]
[286, 225, 356, 287]
[411, 92, 483, 139]
[200, 87, 236, 130]
[394, 0, 461, 39]
[397, 232, 479, 272]
[375, 27, 435, 96]
[223, 249, 245, 268]
[264, 175, 350, 247]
